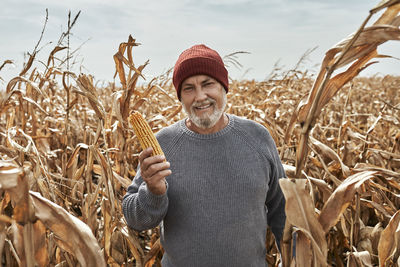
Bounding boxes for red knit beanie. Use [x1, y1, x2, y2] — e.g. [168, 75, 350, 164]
[172, 44, 229, 100]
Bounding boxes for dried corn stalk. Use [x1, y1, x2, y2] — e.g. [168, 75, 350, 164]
[285, 0, 400, 177]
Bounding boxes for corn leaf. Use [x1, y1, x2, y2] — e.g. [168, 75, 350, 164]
[279, 179, 328, 265]
[30, 191, 106, 267]
[378, 210, 400, 266]
[318, 171, 377, 233]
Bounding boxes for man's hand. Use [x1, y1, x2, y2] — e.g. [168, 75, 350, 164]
[139, 147, 171, 195]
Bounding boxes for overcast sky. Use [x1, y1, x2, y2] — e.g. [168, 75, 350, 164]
[1, 0, 399, 86]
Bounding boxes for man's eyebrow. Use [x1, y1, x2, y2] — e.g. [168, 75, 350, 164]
[182, 77, 214, 87]
[181, 82, 193, 87]
[201, 78, 212, 84]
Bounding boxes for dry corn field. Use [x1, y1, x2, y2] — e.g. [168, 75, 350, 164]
[1, 1, 400, 267]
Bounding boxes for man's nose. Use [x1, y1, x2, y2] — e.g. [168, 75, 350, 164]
[194, 87, 207, 102]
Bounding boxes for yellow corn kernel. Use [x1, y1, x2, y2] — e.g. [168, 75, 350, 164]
[129, 111, 164, 157]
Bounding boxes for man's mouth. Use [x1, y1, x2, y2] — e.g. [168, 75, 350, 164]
[194, 103, 213, 110]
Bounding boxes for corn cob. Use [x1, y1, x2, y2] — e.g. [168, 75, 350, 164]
[129, 111, 164, 157]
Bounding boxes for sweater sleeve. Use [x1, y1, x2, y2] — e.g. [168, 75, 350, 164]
[264, 135, 287, 251]
[122, 167, 169, 231]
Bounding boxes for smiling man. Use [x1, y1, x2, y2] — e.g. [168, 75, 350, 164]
[122, 44, 287, 267]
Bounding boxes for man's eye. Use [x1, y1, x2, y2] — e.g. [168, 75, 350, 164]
[183, 87, 193, 91]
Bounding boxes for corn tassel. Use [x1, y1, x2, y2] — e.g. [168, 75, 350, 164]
[129, 111, 164, 157]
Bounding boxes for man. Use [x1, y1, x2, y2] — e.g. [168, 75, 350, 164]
[122, 44, 287, 266]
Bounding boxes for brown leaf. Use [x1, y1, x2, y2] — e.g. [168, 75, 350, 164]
[3, 167, 34, 225]
[296, 50, 336, 125]
[22, 96, 49, 115]
[0, 59, 13, 72]
[132, 98, 147, 111]
[75, 74, 105, 120]
[111, 230, 125, 264]
[282, 164, 296, 178]
[372, 1, 400, 19]
[295, 130, 310, 178]
[46, 46, 67, 67]
[112, 170, 131, 189]
[12, 223, 24, 266]
[307, 176, 333, 203]
[66, 143, 89, 169]
[102, 199, 112, 262]
[0, 163, 21, 189]
[294, 231, 312, 267]
[111, 90, 124, 126]
[92, 147, 116, 214]
[19, 52, 36, 77]
[293, 2, 400, 177]
[0, 221, 7, 262]
[353, 163, 400, 179]
[350, 25, 400, 47]
[144, 237, 162, 267]
[29, 191, 106, 267]
[6, 76, 48, 98]
[310, 136, 351, 178]
[299, 49, 378, 124]
[120, 226, 144, 266]
[349, 251, 373, 267]
[371, 223, 384, 255]
[126, 35, 136, 67]
[113, 52, 127, 89]
[82, 193, 99, 233]
[279, 179, 328, 265]
[33, 220, 49, 267]
[362, 197, 393, 220]
[318, 171, 377, 233]
[122, 61, 149, 121]
[378, 210, 400, 267]
[330, 25, 400, 69]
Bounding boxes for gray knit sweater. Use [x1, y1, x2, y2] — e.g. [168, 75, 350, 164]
[122, 114, 287, 267]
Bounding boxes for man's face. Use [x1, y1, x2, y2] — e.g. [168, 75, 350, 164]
[180, 74, 227, 129]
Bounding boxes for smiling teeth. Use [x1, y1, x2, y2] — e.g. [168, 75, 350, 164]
[196, 104, 211, 109]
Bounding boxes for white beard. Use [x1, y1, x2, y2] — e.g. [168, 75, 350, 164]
[183, 90, 227, 129]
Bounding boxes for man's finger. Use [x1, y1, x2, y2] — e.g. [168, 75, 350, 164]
[142, 160, 170, 178]
[138, 147, 153, 162]
[142, 154, 166, 169]
[153, 169, 172, 180]
[145, 161, 170, 175]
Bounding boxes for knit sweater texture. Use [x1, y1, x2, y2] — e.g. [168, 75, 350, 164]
[122, 114, 287, 267]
